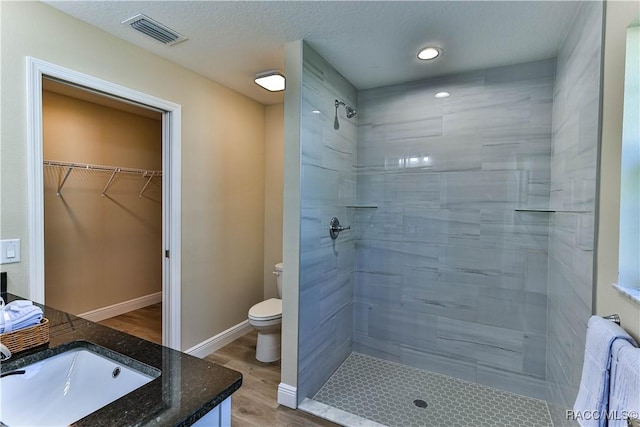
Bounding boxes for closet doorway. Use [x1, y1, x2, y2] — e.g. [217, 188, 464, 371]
[43, 78, 163, 343]
[26, 58, 182, 350]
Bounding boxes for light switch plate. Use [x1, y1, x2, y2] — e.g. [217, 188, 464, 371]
[0, 239, 21, 264]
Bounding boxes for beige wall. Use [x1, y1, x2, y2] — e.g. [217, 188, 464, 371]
[597, 0, 640, 341]
[0, 1, 266, 350]
[43, 90, 162, 314]
[263, 104, 284, 299]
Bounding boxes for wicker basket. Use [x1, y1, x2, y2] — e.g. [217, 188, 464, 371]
[0, 318, 49, 354]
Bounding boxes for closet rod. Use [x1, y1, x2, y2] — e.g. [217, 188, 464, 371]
[44, 160, 162, 176]
[44, 160, 162, 197]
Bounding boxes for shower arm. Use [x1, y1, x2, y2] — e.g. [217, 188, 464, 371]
[335, 100, 356, 116]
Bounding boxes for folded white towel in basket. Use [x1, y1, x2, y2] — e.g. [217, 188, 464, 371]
[0, 299, 44, 334]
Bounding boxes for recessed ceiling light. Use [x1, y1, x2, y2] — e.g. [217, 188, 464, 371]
[434, 91, 450, 99]
[417, 47, 442, 61]
[254, 71, 286, 92]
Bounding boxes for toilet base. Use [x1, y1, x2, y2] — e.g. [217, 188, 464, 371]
[256, 331, 281, 363]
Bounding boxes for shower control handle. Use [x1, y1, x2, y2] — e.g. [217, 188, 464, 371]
[329, 217, 350, 240]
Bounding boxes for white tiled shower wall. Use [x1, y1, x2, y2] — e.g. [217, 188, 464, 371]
[297, 42, 358, 403]
[546, 2, 603, 424]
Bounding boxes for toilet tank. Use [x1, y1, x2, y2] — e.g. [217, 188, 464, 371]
[274, 262, 283, 298]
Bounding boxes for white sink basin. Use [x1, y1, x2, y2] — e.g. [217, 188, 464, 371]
[0, 345, 159, 426]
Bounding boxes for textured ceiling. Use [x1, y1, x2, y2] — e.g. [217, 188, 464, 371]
[44, 1, 581, 105]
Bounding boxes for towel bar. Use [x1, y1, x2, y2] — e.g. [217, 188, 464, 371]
[603, 314, 621, 325]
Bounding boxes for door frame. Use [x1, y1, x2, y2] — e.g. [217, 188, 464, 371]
[26, 57, 182, 350]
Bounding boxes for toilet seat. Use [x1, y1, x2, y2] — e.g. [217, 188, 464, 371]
[248, 298, 282, 322]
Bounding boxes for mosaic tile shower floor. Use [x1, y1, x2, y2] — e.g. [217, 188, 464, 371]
[311, 353, 552, 427]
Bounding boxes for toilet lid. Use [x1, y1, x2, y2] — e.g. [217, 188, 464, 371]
[249, 298, 282, 321]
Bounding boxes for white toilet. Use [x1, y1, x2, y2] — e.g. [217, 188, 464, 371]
[248, 262, 283, 362]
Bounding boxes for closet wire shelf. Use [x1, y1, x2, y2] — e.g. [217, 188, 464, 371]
[43, 160, 162, 197]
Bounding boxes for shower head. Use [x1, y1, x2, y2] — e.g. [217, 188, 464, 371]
[334, 99, 357, 129]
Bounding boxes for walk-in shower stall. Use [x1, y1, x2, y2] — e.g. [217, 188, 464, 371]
[289, 2, 604, 426]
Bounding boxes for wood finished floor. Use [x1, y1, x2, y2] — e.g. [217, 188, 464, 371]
[98, 303, 162, 345]
[98, 306, 337, 426]
[206, 331, 338, 427]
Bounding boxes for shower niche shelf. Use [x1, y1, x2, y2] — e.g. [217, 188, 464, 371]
[515, 209, 589, 213]
[345, 205, 378, 209]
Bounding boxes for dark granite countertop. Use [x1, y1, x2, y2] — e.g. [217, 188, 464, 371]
[0, 294, 242, 426]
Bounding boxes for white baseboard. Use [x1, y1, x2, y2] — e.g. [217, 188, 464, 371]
[186, 320, 252, 359]
[278, 383, 297, 409]
[78, 292, 162, 322]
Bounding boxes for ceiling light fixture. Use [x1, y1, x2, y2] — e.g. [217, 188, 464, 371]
[417, 47, 442, 61]
[434, 91, 450, 99]
[254, 71, 286, 92]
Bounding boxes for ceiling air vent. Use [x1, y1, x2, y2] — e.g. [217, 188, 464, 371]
[122, 14, 187, 46]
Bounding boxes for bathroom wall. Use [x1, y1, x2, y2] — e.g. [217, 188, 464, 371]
[43, 89, 162, 315]
[263, 104, 284, 300]
[355, 59, 556, 399]
[0, 1, 266, 350]
[597, 0, 640, 343]
[297, 42, 358, 403]
[617, 27, 640, 288]
[546, 1, 603, 421]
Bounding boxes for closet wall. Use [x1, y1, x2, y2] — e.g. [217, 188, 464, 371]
[43, 87, 162, 315]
